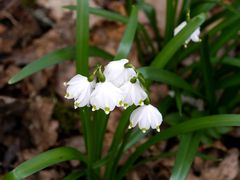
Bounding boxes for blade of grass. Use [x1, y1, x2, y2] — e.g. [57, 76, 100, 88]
[178, 0, 191, 23]
[170, 133, 200, 180]
[165, 0, 178, 44]
[200, 36, 216, 112]
[117, 114, 240, 178]
[8, 46, 113, 84]
[63, 170, 86, 180]
[151, 13, 206, 68]
[64, 6, 128, 23]
[211, 23, 240, 55]
[141, 3, 161, 48]
[139, 67, 199, 96]
[217, 73, 240, 89]
[114, 6, 138, 60]
[76, 0, 89, 75]
[221, 57, 240, 68]
[191, 0, 219, 16]
[3, 147, 86, 180]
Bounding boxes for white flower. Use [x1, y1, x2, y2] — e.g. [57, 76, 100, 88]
[174, 21, 201, 45]
[120, 80, 148, 108]
[103, 59, 136, 87]
[64, 74, 95, 109]
[129, 104, 163, 133]
[90, 81, 123, 114]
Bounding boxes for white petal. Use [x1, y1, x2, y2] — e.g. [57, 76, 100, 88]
[174, 21, 187, 36]
[90, 81, 123, 113]
[64, 74, 94, 108]
[104, 59, 136, 87]
[66, 74, 87, 86]
[129, 105, 163, 132]
[121, 81, 148, 107]
[190, 28, 201, 42]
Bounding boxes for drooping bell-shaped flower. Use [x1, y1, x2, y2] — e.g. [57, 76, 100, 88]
[129, 104, 163, 133]
[64, 74, 95, 109]
[103, 59, 136, 87]
[174, 21, 201, 46]
[120, 80, 148, 109]
[90, 81, 123, 114]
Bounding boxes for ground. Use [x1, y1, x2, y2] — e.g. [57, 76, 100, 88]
[0, 0, 240, 179]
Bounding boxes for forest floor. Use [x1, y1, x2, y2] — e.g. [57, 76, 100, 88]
[0, 0, 240, 179]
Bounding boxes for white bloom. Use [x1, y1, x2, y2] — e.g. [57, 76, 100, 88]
[120, 80, 148, 108]
[90, 81, 123, 114]
[129, 104, 163, 133]
[103, 59, 136, 87]
[174, 21, 201, 45]
[64, 74, 95, 109]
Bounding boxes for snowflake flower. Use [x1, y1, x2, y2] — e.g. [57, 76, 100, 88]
[64, 74, 95, 109]
[129, 104, 163, 133]
[90, 81, 123, 114]
[120, 80, 148, 109]
[103, 59, 136, 87]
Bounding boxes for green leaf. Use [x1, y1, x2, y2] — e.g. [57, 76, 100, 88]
[170, 133, 200, 180]
[139, 67, 199, 95]
[211, 23, 240, 55]
[63, 170, 86, 180]
[175, 90, 183, 116]
[141, 3, 161, 46]
[165, 0, 177, 44]
[64, 6, 128, 23]
[110, 107, 134, 150]
[151, 13, 206, 68]
[117, 114, 240, 178]
[76, 0, 89, 75]
[217, 73, 240, 89]
[3, 147, 86, 180]
[8, 46, 113, 84]
[221, 57, 240, 68]
[114, 6, 138, 60]
[200, 36, 216, 111]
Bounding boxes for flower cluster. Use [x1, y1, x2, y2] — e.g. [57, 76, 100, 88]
[64, 59, 163, 133]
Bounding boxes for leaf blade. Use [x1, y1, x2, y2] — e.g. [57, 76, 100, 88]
[151, 13, 206, 69]
[3, 147, 86, 180]
[114, 6, 138, 60]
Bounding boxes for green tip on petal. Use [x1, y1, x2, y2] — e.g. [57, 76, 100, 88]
[92, 105, 96, 111]
[139, 100, 144, 106]
[104, 107, 110, 114]
[74, 101, 80, 109]
[123, 103, 128, 109]
[156, 126, 160, 132]
[64, 93, 69, 98]
[141, 128, 147, 133]
[184, 43, 188, 48]
[128, 122, 133, 129]
[119, 100, 123, 106]
[63, 82, 67, 86]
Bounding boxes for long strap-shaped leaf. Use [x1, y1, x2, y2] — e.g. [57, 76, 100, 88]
[114, 6, 138, 60]
[64, 6, 128, 23]
[3, 147, 86, 180]
[117, 114, 240, 178]
[139, 67, 199, 96]
[8, 46, 113, 84]
[151, 13, 206, 69]
[170, 133, 200, 180]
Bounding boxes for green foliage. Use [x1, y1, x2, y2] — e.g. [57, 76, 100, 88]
[4, 0, 240, 179]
